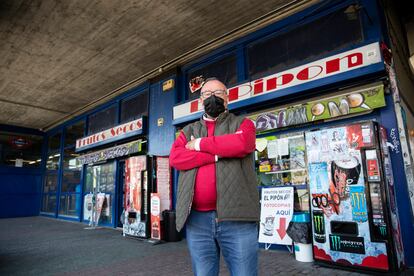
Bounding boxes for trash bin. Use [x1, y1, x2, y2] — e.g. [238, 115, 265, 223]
[286, 212, 313, 262]
[162, 210, 182, 242]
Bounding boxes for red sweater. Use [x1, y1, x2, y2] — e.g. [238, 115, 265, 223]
[169, 117, 256, 211]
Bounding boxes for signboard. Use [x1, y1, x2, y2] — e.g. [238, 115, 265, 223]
[259, 186, 294, 245]
[150, 193, 162, 240]
[156, 157, 172, 211]
[249, 83, 385, 133]
[76, 118, 144, 151]
[173, 42, 382, 123]
[76, 140, 143, 165]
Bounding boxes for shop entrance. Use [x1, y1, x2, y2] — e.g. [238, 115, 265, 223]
[117, 161, 125, 228]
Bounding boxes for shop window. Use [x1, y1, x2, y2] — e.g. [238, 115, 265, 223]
[41, 195, 57, 213]
[64, 121, 85, 148]
[120, 91, 149, 124]
[247, 6, 363, 79]
[186, 54, 238, 100]
[48, 132, 61, 153]
[46, 153, 60, 170]
[88, 104, 117, 135]
[59, 194, 81, 217]
[0, 132, 43, 168]
[43, 172, 58, 193]
[61, 170, 82, 193]
[63, 148, 81, 170]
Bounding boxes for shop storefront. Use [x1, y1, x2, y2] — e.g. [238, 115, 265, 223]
[171, 0, 414, 272]
[39, 0, 414, 272]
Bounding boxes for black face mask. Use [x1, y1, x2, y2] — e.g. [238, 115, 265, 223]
[203, 95, 225, 118]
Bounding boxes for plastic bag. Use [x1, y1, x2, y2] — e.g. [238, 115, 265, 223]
[286, 221, 312, 244]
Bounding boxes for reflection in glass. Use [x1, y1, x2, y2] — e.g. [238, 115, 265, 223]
[65, 121, 85, 147]
[48, 132, 61, 153]
[43, 173, 58, 193]
[63, 148, 81, 170]
[41, 195, 57, 213]
[59, 194, 81, 217]
[62, 170, 82, 192]
[46, 153, 60, 170]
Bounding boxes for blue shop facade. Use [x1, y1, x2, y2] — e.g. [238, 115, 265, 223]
[1, 0, 414, 271]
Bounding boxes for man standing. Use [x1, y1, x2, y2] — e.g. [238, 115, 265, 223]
[170, 78, 260, 276]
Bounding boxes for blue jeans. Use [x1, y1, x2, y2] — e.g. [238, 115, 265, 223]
[185, 210, 258, 276]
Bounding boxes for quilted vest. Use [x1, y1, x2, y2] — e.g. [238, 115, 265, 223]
[175, 111, 260, 231]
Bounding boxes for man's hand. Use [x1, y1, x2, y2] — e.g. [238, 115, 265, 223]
[185, 139, 197, 150]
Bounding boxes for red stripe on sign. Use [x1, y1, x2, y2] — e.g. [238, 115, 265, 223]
[228, 87, 239, 101]
[190, 101, 199, 113]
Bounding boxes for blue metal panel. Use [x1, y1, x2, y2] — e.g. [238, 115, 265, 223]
[379, 93, 414, 267]
[0, 167, 42, 218]
[148, 76, 177, 156]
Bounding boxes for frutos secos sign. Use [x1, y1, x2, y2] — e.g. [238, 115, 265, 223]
[173, 42, 382, 122]
[76, 118, 144, 151]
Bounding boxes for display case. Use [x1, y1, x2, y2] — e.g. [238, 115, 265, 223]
[256, 131, 309, 211]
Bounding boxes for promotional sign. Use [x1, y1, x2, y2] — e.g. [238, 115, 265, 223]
[249, 83, 385, 133]
[329, 235, 365, 254]
[77, 140, 143, 165]
[76, 118, 144, 151]
[174, 42, 382, 122]
[150, 193, 161, 240]
[259, 187, 294, 245]
[123, 156, 148, 238]
[156, 157, 172, 212]
[83, 194, 93, 221]
[350, 186, 368, 222]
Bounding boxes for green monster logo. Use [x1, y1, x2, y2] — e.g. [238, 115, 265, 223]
[379, 226, 387, 236]
[313, 215, 324, 233]
[331, 235, 342, 251]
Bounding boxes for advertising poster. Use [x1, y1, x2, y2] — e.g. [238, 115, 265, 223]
[123, 156, 147, 238]
[259, 187, 294, 245]
[150, 193, 161, 240]
[83, 194, 93, 221]
[156, 157, 172, 212]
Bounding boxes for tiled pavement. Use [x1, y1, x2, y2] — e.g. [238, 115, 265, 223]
[0, 217, 412, 276]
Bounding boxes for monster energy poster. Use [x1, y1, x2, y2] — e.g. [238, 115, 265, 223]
[350, 186, 368, 222]
[329, 235, 365, 254]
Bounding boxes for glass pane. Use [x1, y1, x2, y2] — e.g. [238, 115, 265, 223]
[187, 54, 237, 100]
[120, 91, 148, 124]
[46, 153, 60, 170]
[59, 194, 81, 217]
[65, 121, 85, 147]
[41, 195, 57, 213]
[247, 6, 363, 79]
[0, 132, 43, 168]
[43, 173, 58, 193]
[256, 132, 309, 211]
[62, 170, 82, 192]
[63, 148, 81, 170]
[84, 162, 116, 194]
[88, 105, 117, 135]
[48, 132, 61, 153]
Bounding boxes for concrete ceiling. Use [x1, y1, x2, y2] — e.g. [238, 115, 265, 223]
[0, 0, 304, 130]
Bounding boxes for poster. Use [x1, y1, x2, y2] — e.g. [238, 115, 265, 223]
[83, 194, 93, 221]
[259, 187, 294, 245]
[150, 193, 161, 240]
[156, 157, 172, 212]
[123, 156, 148, 238]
